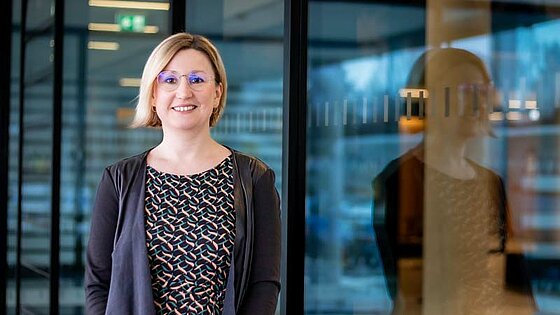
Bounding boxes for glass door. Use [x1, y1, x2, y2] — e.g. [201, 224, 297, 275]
[8, 1, 171, 314]
[186, 0, 285, 187]
[13, 0, 56, 313]
[305, 1, 560, 314]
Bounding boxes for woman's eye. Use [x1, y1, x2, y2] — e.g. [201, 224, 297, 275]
[166, 77, 178, 83]
[189, 75, 205, 84]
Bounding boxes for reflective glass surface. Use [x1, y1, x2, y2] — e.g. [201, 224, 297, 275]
[8, 0, 56, 313]
[187, 0, 285, 185]
[9, 1, 169, 313]
[306, 1, 560, 314]
[8, 0, 283, 313]
[7, 2, 21, 313]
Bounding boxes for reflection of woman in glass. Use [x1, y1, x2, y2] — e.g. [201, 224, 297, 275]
[85, 33, 281, 314]
[373, 48, 532, 315]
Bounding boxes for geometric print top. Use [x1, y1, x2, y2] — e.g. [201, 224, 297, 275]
[423, 163, 508, 315]
[144, 155, 235, 315]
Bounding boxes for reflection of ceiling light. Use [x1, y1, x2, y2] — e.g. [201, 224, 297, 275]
[488, 112, 504, 121]
[399, 88, 429, 98]
[143, 26, 159, 34]
[88, 22, 159, 33]
[506, 112, 522, 121]
[88, 41, 120, 50]
[119, 78, 142, 87]
[89, 0, 169, 11]
[525, 100, 538, 109]
[88, 23, 120, 32]
[528, 109, 540, 121]
[508, 99, 521, 109]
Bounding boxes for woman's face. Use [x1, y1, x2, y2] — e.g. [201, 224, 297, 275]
[153, 49, 222, 133]
[429, 63, 492, 139]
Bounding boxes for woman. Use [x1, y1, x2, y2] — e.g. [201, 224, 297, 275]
[374, 48, 533, 315]
[85, 33, 281, 315]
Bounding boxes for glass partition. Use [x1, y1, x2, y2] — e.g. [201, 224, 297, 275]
[305, 1, 560, 314]
[7, 1, 21, 313]
[60, 2, 169, 313]
[11, 0, 56, 313]
[186, 0, 285, 183]
[8, 1, 171, 313]
[187, 5, 285, 312]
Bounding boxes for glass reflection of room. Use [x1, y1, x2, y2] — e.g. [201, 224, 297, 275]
[373, 48, 536, 315]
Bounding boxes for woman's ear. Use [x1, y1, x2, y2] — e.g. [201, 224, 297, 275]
[152, 83, 158, 100]
[214, 82, 223, 108]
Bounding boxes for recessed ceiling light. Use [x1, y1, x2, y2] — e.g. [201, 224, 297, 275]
[89, 0, 169, 11]
[119, 78, 142, 87]
[88, 41, 120, 50]
[88, 22, 159, 34]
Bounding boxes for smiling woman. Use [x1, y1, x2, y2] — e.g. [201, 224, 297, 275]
[85, 33, 281, 315]
[150, 48, 223, 137]
[131, 33, 228, 129]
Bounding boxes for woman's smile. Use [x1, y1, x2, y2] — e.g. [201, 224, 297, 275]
[172, 105, 197, 112]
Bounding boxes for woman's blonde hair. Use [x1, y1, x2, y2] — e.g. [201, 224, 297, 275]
[130, 33, 227, 128]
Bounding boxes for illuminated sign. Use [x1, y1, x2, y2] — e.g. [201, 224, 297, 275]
[117, 14, 145, 32]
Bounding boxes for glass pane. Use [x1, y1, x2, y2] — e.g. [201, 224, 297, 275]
[60, 1, 170, 314]
[306, 1, 560, 314]
[187, 1, 284, 313]
[187, 0, 285, 181]
[7, 0, 21, 313]
[18, 0, 55, 313]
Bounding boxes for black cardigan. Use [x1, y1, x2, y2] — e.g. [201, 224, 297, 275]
[85, 149, 281, 314]
[372, 149, 508, 300]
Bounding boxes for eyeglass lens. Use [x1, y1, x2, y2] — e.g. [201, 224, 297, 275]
[157, 70, 212, 91]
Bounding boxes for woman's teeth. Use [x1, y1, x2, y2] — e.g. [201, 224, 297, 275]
[173, 105, 196, 112]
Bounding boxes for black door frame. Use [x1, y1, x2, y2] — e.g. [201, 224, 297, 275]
[281, 0, 307, 314]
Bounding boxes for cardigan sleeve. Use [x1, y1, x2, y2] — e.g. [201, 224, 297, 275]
[238, 168, 281, 315]
[85, 168, 119, 315]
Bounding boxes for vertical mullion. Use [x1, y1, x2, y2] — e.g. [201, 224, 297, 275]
[0, 0, 13, 312]
[170, 0, 186, 34]
[50, 0, 64, 313]
[281, 0, 308, 314]
[74, 31, 88, 272]
[16, 0, 29, 313]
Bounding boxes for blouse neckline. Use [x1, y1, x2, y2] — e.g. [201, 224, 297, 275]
[146, 154, 232, 179]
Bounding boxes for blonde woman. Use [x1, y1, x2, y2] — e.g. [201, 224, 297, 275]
[85, 33, 281, 315]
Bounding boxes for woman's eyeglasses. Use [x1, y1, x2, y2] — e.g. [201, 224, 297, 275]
[156, 70, 215, 92]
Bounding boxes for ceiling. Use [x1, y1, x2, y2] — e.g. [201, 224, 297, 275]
[13, 0, 560, 95]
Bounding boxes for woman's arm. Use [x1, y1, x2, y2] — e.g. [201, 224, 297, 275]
[238, 168, 281, 315]
[85, 168, 119, 314]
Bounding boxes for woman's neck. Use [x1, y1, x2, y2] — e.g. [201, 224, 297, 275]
[148, 128, 230, 175]
[159, 128, 215, 160]
[416, 134, 476, 180]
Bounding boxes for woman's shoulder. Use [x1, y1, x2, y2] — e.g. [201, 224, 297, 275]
[231, 150, 270, 169]
[374, 149, 422, 183]
[467, 159, 503, 180]
[104, 150, 150, 174]
[230, 149, 275, 183]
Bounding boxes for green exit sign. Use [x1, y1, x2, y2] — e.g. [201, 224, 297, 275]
[117, 14, 145, 32]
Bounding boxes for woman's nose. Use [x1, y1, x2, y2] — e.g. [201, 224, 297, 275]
[175, 77, 194, 99]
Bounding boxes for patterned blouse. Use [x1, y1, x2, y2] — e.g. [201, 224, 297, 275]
[144, 156, 235, 314]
